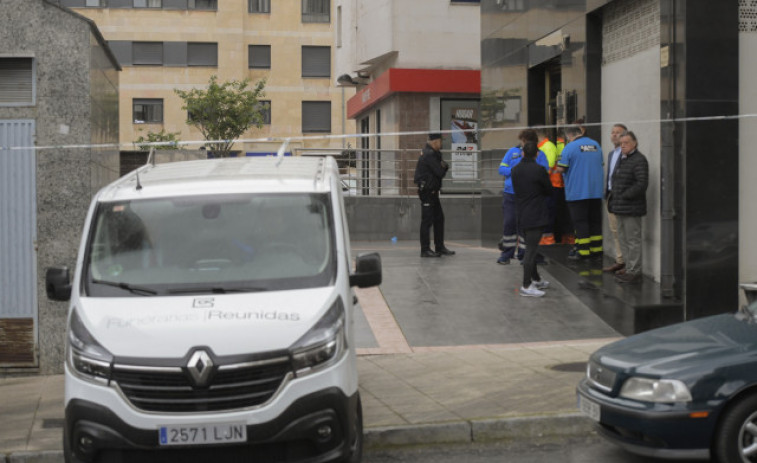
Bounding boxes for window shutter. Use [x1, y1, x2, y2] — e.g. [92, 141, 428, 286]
[302, 46, 330, 77]
[108, 41, 133, 66]
[187, 43, 217, 66]
[0, 58, 33, 105]
[133, 42, 163, 65]
[249, 45, 271, 69]
[249, 0, 270, 13]
[302, 101, 331, 133]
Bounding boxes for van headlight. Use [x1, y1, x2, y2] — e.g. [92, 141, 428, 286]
[67, 309, 113, 384]
[290, 298, 347, 376]
[620, 377, 692, 403]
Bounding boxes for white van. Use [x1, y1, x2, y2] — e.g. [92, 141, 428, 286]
[45, 155, 382, 463]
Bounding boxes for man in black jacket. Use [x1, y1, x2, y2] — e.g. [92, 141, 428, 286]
[512, 142, 552, 296]
[608, 131, 648, 284]
[414, 133, 455, 257]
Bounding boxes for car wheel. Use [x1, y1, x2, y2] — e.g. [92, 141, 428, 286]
[338, 394, 363, 463]
[714, 393, 757, 462]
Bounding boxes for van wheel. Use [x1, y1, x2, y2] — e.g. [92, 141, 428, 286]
[713, 393, 757, 462]
[63, 428, 85, 463]
[340, 394, 363, 463]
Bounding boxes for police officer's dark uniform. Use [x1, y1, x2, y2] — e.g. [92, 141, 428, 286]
[414, 133, 455, 257]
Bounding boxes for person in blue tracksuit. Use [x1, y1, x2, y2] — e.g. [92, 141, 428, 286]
[497, 129, 549, 264]
[556, 122, 604, 261]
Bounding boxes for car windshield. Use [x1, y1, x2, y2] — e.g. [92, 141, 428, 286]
[84, 193, 335, 296]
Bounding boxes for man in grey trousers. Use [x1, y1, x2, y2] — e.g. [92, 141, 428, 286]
[608, 131, 648, 284]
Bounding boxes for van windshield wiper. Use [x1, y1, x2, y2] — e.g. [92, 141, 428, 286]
[167, 286, 267, 295]
[91, 278, 158, 296]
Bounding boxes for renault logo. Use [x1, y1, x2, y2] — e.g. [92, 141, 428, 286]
[187, 350, 214, 387]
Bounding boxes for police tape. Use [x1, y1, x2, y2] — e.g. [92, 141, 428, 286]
[1, 112, 756, 152]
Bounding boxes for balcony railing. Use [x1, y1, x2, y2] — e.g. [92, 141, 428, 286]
[293, 148, 504, 197]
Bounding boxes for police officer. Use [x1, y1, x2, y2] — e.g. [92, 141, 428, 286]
[414, 133, 455, 257]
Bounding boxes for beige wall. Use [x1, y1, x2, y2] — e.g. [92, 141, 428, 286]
[75, 0, 355, 153]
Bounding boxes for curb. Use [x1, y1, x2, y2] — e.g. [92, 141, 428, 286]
[364, 413, 593, 449]
[2, 414, 594, 462]
[5, 451, 63, 463]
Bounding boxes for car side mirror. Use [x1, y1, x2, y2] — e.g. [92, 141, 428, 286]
[349, 252, 382, 288]
[46, 267, 72, 301]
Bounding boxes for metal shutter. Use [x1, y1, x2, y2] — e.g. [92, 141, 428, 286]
[187, 43, 217, 66]
[189, 0, 216, 9]
[302, 46, 330, 77]
[249, 0, 270, 13]
[249, 45, 271, 69]
[302, 101, 331, 132]
[0, 58, 33, 105]
[108, 41, 133, 66]
[164, 42, 187, 66]
[163, 0, 188, 9]
[133, 42, 163, 65]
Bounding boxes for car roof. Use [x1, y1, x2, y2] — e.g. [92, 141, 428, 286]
[97, 156, 338, 202]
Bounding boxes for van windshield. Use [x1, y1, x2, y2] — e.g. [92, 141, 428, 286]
[84, 193, 336, 296]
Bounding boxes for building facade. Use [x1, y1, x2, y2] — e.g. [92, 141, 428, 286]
[481, 0, 748, 321]
[335, 0, 481, 195]
[0, 0, 120, 373]
[61, 0, 351, 154]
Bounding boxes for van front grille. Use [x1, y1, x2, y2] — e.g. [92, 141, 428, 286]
[112, 356, 293, 413]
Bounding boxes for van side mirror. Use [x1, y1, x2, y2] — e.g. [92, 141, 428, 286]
[349, 252, 382, 288]
[46, 267, 72, 301]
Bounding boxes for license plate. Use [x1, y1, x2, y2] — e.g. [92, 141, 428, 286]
[159, 423, 247, 446]
[578, 394, 601, 422]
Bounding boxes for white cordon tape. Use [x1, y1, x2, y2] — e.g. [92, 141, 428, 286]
[1, 113, 755, 152]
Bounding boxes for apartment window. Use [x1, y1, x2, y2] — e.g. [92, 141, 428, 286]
[0, 58, 34, 105]
[302, 101, 331, 132]
[85, 0, 105, 6]
[258, 100, 271, 124]
[133, 99, 163, 123]
[248, 45, 271, 69]
[133, 42, 163, 65]
[134, 0, 161, 7]
[302, 0, 329, 23]
[189, 0, 217, 10]
[249, 0, 270, 13]
[188, 43, 218, 66]
[302, 46, 330, 78]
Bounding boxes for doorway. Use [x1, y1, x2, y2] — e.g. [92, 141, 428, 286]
[528, 57, 561, 139]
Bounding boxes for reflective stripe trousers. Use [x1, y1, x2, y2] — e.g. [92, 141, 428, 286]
[567, 198, 603, 258]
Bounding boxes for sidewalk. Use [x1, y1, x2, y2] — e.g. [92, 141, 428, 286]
[0, 240, 621, 461]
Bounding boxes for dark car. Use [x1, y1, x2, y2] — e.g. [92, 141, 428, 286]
[577, 285, 757, 462]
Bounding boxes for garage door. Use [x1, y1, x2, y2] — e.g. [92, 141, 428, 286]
[0, 119, 37, 366]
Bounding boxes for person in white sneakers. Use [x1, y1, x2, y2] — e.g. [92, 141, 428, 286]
[512, 141, 553, 297]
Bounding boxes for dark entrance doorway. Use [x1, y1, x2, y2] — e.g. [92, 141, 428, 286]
[528, 57, 561, 139]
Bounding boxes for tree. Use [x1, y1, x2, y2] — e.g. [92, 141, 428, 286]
[175, 75, 266, 157]
[133, 128, 181, 151]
